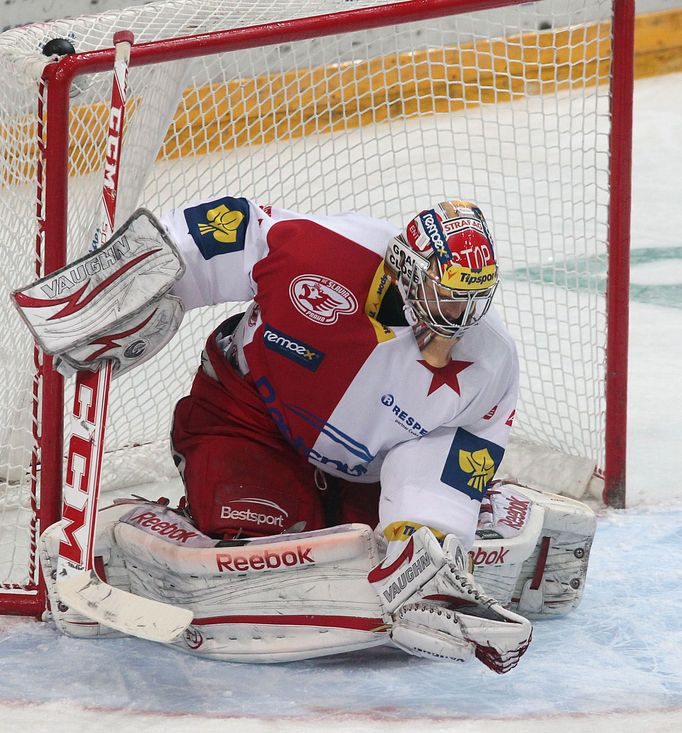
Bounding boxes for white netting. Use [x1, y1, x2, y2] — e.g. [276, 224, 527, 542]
[0, 0, 616, 602]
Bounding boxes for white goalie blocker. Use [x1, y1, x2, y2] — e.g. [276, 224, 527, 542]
[12, 209, 185, 378]
[40, 483, 596, 664]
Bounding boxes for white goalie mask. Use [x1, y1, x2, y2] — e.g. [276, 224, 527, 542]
[384, 200, 499, 344]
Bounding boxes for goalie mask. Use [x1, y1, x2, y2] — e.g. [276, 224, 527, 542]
[384, 200, 499, 344]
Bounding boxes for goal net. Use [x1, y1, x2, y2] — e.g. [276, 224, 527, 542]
[0, 0, 632, 614]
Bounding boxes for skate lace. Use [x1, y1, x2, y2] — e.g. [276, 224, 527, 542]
[450, 566, 492, 605]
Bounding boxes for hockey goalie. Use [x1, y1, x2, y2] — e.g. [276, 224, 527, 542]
[14, 198, 597, 673]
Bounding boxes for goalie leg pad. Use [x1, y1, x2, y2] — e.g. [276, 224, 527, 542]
[112, 517, 389, 662]
[468, 483, 545, 608]
[471, 483, 597, 618]
[40, 501, 135, 638]
[43, 499, 390, 660]
[41, 501, 390, 661]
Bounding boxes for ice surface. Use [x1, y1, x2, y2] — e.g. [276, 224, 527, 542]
[1, 507, 681, 731]
[1, 62, 681, 733]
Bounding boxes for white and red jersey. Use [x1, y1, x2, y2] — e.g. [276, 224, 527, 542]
[164, 196, 518, 548]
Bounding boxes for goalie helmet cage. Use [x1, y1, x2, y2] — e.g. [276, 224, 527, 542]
[0, 0, 633, 616]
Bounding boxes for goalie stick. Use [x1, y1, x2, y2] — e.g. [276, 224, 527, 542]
[55, 31, 193, 643]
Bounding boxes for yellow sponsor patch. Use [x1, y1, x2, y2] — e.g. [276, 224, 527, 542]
[383, 521, 446, 543]
[184, 196, 250, 259]
[458, 447, 497, 492]
[364, 262, 395, 343]
[441, 263, 497, 290]
[197, 204, 245, 243]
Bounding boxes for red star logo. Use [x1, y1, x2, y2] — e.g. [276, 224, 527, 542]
[418, 359, 473, 396]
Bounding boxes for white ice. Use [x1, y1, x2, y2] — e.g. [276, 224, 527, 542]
[1, 70, 681, 733]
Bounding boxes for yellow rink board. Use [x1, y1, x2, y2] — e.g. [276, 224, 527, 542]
[145, 7, 682, 160]
[3, 7, 682, 183]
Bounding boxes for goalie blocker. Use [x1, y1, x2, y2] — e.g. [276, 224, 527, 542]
[12, 209, 185, 378]
[40, 483, 595, 668]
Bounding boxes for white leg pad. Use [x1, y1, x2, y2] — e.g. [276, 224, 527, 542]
[471, 483, 597, 618]
[112, 517, 389, 662]
[40, 501, 133, 638]
[41, 501, 390, 661]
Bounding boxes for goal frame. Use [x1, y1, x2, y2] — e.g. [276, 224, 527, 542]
[1, 0, 634, 616]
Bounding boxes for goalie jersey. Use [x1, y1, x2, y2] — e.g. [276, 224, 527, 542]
[163, 195, 518, 548]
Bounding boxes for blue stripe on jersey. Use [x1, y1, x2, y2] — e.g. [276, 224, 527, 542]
[283, 402, 375, 463]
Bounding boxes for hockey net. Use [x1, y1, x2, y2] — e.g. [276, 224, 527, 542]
[0, 0, 632, 614]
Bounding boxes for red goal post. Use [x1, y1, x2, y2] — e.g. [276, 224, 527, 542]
[0, 0, 633, 616]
